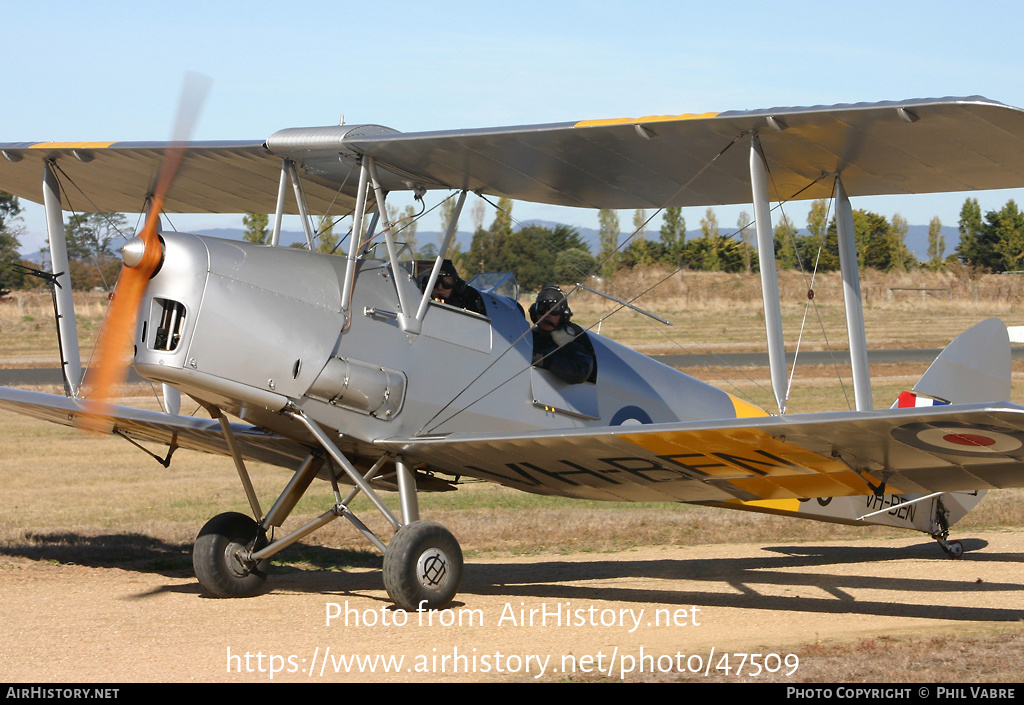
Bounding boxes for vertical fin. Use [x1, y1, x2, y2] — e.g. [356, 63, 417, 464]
[910, 318, 1011, 404]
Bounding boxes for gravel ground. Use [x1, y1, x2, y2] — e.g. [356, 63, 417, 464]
[2, 530, 1023, 683]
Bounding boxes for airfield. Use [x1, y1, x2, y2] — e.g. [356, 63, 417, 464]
[2, 526, 1023, 683]
[2, 270, 1024, 682]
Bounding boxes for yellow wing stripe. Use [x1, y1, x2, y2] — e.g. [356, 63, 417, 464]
[727, 498, 803, 513]
[574, 112, 720, 128]
[729, 394, 770, 419]
[617, 425, 895, 500]
[27, 142, 116, 149]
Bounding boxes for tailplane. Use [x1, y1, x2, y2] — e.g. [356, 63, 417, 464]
[882, 318, 1012, 555]
[705, 319, 1012, 558]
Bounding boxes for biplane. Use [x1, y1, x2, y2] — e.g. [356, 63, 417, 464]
[2, 95, 1024, 611]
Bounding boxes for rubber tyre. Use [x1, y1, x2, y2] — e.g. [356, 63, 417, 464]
[193, 512, 269, 598]
[382, 521, 463, 611]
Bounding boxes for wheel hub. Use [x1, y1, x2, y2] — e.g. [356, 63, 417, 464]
[416, 548, 450, 590]
[226, 543, 256, 577]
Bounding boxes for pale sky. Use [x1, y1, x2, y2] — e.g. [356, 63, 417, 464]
[7, 0, 1024, 252]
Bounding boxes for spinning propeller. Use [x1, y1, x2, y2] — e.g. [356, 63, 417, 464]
[84, 75, 210, 422]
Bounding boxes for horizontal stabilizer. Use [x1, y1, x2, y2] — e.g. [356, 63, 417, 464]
[772, 319, 1012, 533]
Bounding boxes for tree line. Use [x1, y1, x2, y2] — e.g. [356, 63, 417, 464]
[955, 198, 1024, 272]
[454, 199, 935, 289]
[455, 196, 1024, 287]
[3, 191, 1024, 295]
[0, 205, 130, 294]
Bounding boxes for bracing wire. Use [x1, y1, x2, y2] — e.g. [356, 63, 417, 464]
[771, 174, 853, 412]
[416, 132, 781, 433]
[421, 131, 866, 429]
[49, 163, 136, 293]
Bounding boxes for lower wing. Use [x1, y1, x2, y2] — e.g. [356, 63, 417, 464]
[0, 386, 310, 469]
[380, 403, 1024, 503]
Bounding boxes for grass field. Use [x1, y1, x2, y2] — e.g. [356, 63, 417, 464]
[2, 267, 1024, 682]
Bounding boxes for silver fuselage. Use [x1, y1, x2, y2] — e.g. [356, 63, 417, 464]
[133, 233, 744, 463]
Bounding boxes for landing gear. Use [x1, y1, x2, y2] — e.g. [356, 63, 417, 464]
[938, 538, 964, 559]
[193, 512, 269, 597]
[198, 407, 464, 608]
[930, 498, 964, 559]
[383, 521, 463, 611]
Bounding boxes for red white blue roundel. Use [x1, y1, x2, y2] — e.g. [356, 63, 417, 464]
[891, 422, 1024, 458]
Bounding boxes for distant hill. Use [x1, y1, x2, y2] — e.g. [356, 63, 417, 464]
[905, 223, 958, 261]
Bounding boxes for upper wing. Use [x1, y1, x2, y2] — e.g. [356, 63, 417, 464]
[378, 403, 1024, 503]
[0, 140, 355, 216]
[0, 386, 311, 470]
[3, 97, 1024, 214]
[345, 96, 1024, 209]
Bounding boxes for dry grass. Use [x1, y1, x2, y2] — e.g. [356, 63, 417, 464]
[621, 628, 1024, 683]
[0, 290, 107, 365]
[563, 628, 1024, 682]
[3, 267, 1024, 364]
[565, 267, 1024, 355]
[778, 629, 1024, 683]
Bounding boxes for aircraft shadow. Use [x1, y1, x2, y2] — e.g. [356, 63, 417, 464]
[4, 532, 1023, 622]
[459, 541, 1024, 623]
[0, 531, 196, 573]
[0, 530, 380, 577]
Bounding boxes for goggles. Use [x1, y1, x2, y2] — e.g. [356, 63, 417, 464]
[536, 300, 563, 316]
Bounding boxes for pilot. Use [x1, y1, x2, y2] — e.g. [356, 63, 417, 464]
[421, 260, 486, 315]
[529, 286, 596, 385]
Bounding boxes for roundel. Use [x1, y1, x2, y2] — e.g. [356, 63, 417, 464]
[891, 421, 1024, 458]
[610, 405, 653, 426]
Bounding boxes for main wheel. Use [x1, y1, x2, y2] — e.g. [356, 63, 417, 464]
[193, 512, 269, 598]
[382, 521, 463, 611]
